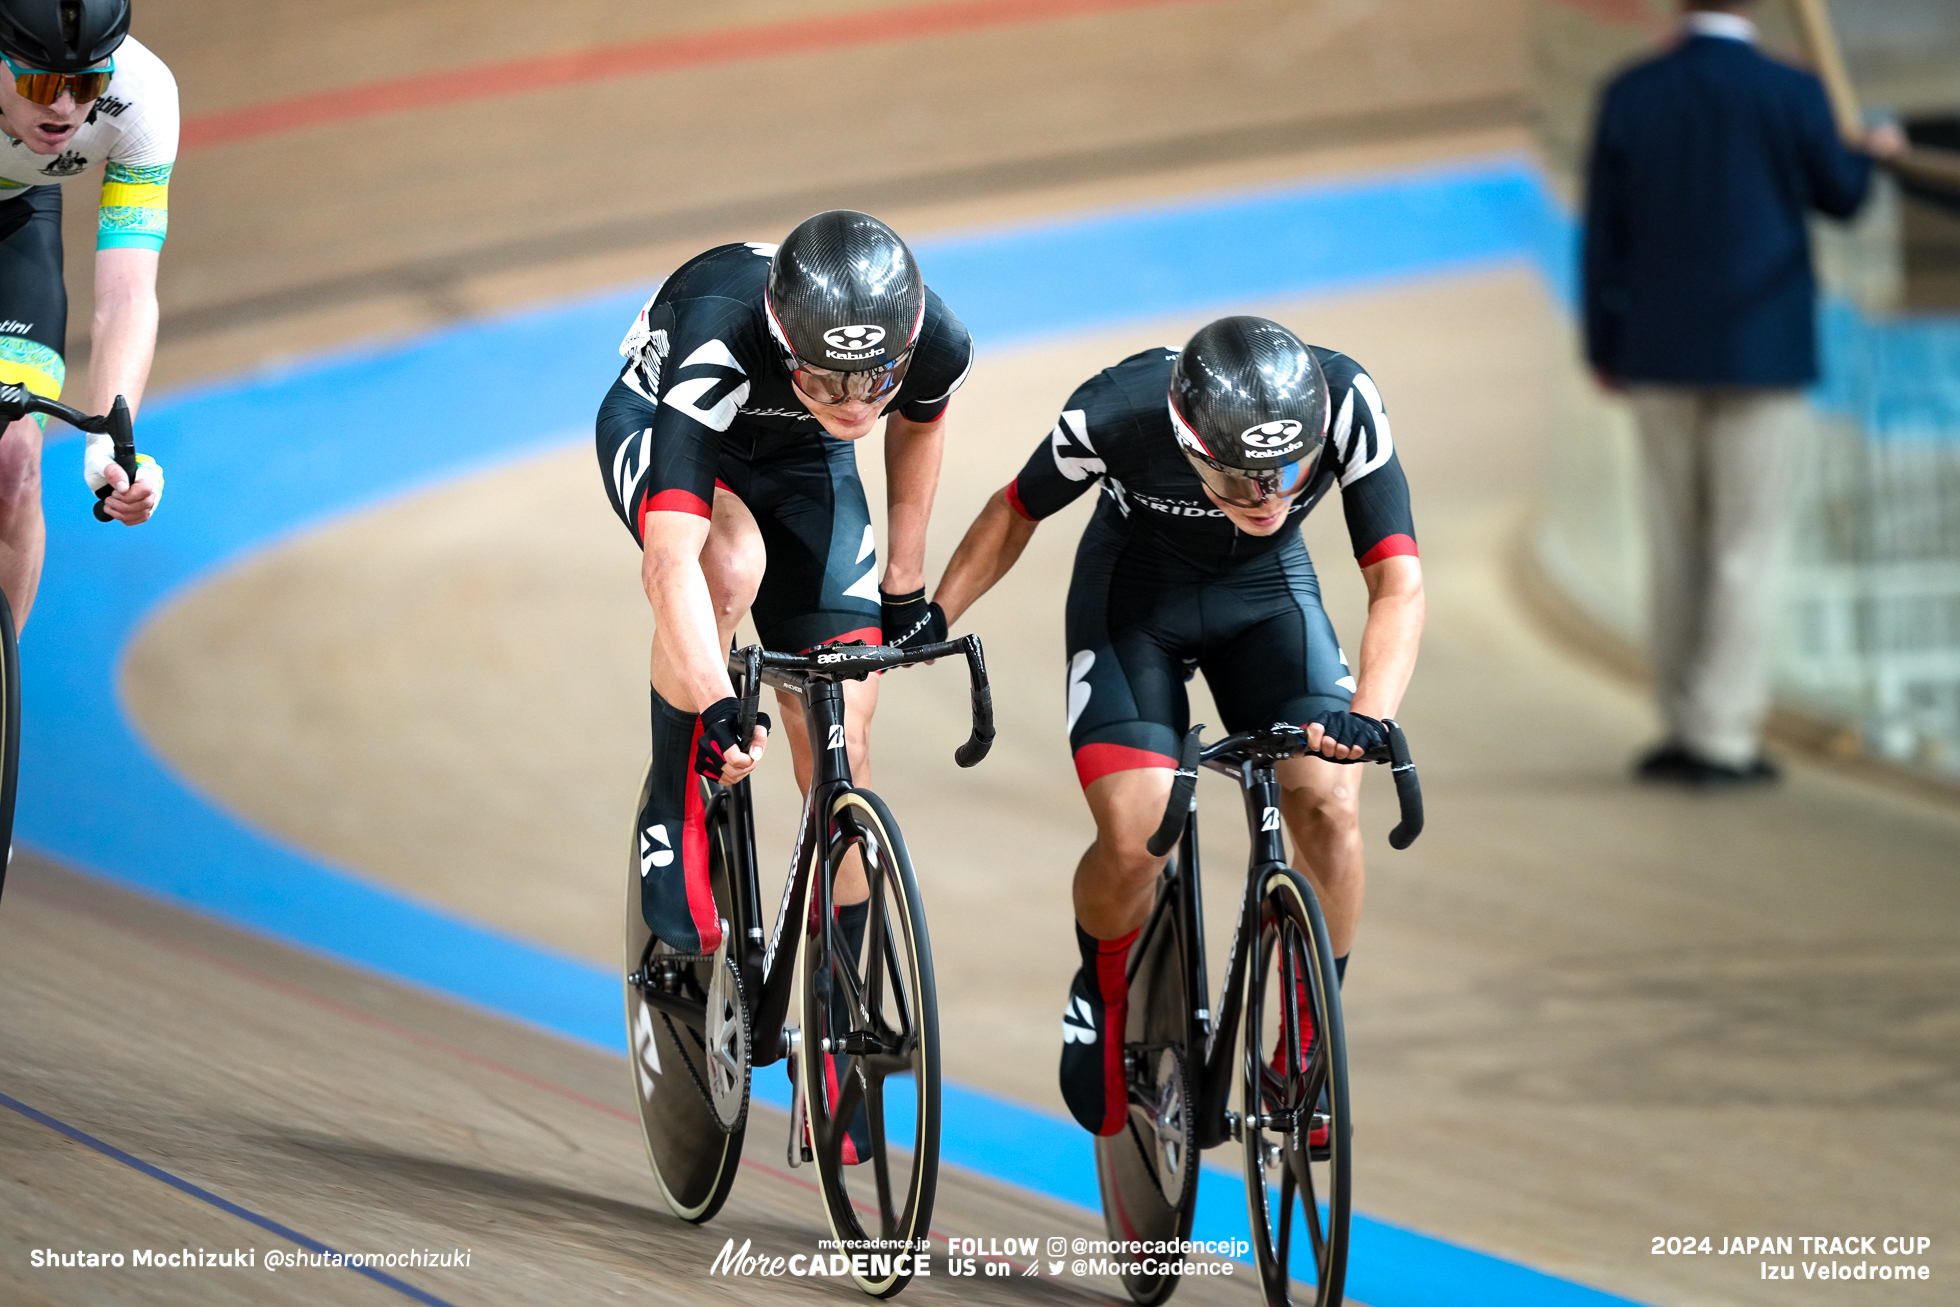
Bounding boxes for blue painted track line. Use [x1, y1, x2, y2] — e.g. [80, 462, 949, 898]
[0, 1087, 461, 1305]
[23, 154, 1650, 1305]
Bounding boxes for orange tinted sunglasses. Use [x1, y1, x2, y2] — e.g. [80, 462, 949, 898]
[3, 53, 111, 106]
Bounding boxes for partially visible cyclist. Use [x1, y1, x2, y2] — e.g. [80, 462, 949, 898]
[0, 0, 169, 622]
[930, 316, 1423, 1135]
[594, 210, 973, 966]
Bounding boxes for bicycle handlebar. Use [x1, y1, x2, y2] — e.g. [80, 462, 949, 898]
[0, 383, 139, 523]
[1143, 718, 1425, 856]
[727, 634, 995, 769]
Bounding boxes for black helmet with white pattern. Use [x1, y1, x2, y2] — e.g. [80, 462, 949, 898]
[766, 210, 925, 407]
[1167, 316, 1329, 507]
[0, 0, 127, 72]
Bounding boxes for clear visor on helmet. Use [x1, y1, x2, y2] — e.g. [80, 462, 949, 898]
[786, 347, 913, 407]
[1183, 443, 1321, 508]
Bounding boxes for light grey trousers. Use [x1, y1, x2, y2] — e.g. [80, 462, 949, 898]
[1627, 386, 1810, 766]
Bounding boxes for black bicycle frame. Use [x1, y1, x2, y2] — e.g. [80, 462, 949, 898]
[729, 671, 854, 1066]
[706, 635, 993, 1066]
[1154, 752, 1294, 1151]
[1145, 719, 1421, 1151]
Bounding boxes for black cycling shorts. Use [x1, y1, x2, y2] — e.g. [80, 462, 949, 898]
[598, 423, 881, 653]
[0, 184, 68, 401]
[1064, 515, 1354, 788]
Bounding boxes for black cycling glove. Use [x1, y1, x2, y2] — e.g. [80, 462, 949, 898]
[880, 586, 947, 651]
[1307, 710, 1388, 757]
[695, 697, 770, 781]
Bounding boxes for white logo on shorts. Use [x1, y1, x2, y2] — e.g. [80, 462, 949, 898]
[1066, 650, 1096, 733]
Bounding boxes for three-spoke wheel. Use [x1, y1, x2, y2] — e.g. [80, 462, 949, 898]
[800, 789, 940, 1298]
[1243, 867, 1350, 1307]
[625, 771, 748, 1223]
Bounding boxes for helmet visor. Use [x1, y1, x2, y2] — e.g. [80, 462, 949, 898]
[787, 348, 913, 407]
[1183, 444, 1320, 508]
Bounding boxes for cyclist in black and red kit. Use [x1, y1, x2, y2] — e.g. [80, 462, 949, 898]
[930, 316, 1423, 1135]
[595, 210, 972, 963]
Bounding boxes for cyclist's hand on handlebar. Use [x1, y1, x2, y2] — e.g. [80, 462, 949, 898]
[880, 586, 947, 652]
[695, 696, 771, 784]
[1305, 710, 1388, 762]
[84, 438, 163, 525]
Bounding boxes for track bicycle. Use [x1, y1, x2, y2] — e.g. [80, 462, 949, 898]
[0, 383, 140, 904]
[623, 635, 993, 1298]
[1095, 718, 1422, 1307]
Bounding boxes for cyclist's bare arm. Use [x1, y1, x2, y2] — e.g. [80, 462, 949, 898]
[642, 507, 767, 782]
[88, 249, 162, 524]
[1304, 554, 1424, 760]
[882, 411, 945, 594]
[932, 485, 1039, 627]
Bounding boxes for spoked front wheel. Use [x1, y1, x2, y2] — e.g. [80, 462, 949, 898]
[1242, 867, 1350, 1307]
[1095, 869, 1199, 1306]
[624, 769, 748, 1223]
[800, 788, 939, 1298]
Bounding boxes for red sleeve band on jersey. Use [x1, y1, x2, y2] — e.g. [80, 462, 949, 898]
[1072, 742, 1178, 789]
[1356, 533, 1418, 569]
[1004, 479, 1036, 522]
[638, 487, 713, 538]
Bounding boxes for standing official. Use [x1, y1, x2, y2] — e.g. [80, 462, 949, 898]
[1583, 0, 1903, 785]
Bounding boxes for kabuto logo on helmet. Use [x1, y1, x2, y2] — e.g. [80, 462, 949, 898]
[1240, 419, 1304, 449]
[823, 325, 886, 357]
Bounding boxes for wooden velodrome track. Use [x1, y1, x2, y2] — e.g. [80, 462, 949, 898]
[4, 2, 1957, 1304]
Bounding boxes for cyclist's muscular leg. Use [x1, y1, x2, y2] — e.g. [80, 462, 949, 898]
[638, 490, 764, 954]
[1276, 753, 1364, 956]
[0, 414, 46, 627]
[648, 487, 764, 708]
[1073, 766, 1175, 939]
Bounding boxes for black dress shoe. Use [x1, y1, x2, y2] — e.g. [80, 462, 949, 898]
[1633, 742, 1697, 780]
[1689, 755, 1780, 787]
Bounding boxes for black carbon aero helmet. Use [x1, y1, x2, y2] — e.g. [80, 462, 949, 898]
[0, 0, 128, 71]
[766, 210, 925, 406]
[1167, 316, 1330, 507]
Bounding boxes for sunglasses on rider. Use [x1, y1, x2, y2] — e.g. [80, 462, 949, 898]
[1184, 446, 1321, 508]
[786, 348, 913, 407]
[2, 51, 112, 106]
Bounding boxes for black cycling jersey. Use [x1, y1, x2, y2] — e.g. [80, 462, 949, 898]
[597, 241, 972, 531]
[594, 240, 973, 651]
[1006, 345, 1415, 571]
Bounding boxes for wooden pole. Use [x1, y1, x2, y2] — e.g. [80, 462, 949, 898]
[1785, 0, 1960, 197]
[1786, 0, 1863, 144]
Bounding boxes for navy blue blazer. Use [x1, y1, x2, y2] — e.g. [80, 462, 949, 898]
[1583, 34, 1873, 386]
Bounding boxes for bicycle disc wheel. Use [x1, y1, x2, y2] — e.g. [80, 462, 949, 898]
[1095, 869, 1199, 1306]
[799, 788, 939, 1298]
[0, 591, 18, 906]
[624, 767, 748, 1223]
[1242, 867, 1350, 1307]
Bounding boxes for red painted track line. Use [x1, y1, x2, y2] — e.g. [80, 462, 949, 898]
[181, 0, 1227, 151]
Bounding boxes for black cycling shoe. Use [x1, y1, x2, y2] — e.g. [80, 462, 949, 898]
[1058, 924, 1136, 1137]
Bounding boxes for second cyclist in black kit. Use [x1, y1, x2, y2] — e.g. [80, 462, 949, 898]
[595, 211, 972, 966]
[930, 316, 1423, 1135]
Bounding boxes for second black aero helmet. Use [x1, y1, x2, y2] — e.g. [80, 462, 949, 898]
[1167, 316, 1330, 507]
[0, 0, 129, 71]
[766, 210, 925, 404]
